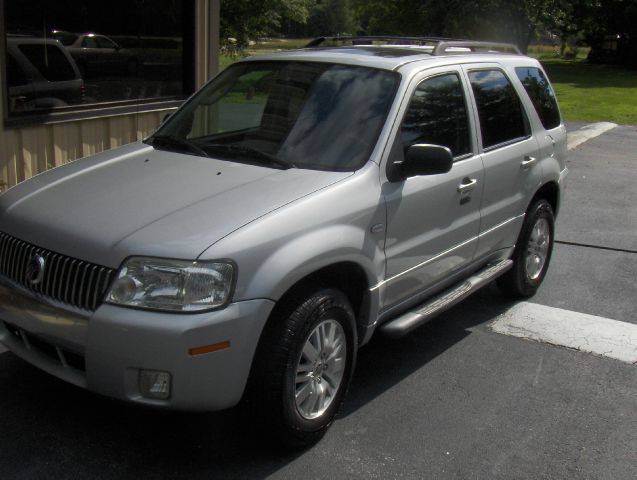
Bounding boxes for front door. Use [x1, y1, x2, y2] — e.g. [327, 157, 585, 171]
[380, 68, 484, 309]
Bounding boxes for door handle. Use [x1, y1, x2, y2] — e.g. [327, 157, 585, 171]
[457, 178, 478, 193]
[521, 156, 537, 169]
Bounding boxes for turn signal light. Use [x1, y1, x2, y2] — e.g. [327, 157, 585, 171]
[188, 341, 230, 356]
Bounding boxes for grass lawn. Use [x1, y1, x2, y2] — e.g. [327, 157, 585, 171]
[220, 39, 637, 125]
[538, 59, 637, 125]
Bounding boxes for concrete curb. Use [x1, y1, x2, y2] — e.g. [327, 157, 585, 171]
[567, 122, 617, 150]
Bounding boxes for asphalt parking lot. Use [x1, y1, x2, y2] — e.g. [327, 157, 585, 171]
[1, 124, 635, 479]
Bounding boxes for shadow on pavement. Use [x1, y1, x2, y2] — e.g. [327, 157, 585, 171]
[342, 284, 515, 416]
[0, 285, 515, 479]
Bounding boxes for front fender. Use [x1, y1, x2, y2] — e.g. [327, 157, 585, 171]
[242, 224, 381, 302]
[198, 165, 386, 327]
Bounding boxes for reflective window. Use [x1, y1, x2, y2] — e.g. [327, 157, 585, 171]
[4, 0, 193, 118]
[515, 67, 561, 130]
[401, 73, 471, 158]
[468, 70, 528, 149]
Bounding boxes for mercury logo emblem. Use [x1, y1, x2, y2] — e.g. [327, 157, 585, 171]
[25, 254, 46, 285]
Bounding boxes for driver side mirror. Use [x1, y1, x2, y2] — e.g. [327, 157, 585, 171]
[394, 144, 453, 180]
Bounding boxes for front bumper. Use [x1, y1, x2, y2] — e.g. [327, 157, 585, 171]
[0, 278, 274, 410]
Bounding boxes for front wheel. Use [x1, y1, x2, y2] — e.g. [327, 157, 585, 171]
[497, 199, 555, 298]
[244, 287, 357, 446]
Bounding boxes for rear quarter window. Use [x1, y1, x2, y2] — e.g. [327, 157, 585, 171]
[515, 67, 561, 130]
[18, 44, 76, 81]
[7, 53, 28, 86]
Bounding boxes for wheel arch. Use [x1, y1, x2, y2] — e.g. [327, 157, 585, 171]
[266, 261, 374, 346]
[530, 181, 560, 217]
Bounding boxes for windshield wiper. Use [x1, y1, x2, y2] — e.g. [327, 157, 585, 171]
[145, 135, 210, 158]
[205, 143, 296, 170]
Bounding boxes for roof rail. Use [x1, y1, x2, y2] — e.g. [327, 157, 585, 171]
[304, 36, 521, 55]
[305, 36, 462, 48]
[433, 40, 521, 55]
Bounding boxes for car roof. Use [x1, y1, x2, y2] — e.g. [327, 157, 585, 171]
[6, 36, 65, 47]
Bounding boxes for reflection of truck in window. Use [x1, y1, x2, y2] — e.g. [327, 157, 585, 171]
[6, 36, 84, 113]
[51, 31, 139, 77]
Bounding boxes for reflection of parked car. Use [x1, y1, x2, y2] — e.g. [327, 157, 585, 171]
[6, 36, 84, 112]
[52, 31, 139, 76]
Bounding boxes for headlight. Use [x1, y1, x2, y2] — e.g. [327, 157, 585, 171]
[105, 257, 234, 312]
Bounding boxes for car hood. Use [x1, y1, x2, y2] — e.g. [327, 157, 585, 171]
[0, 142, 351, 268]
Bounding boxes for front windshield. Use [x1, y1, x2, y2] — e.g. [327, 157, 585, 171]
[150, 61, 400, 171]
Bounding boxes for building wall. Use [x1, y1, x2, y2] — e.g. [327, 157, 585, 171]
[0, 0, 219, 192]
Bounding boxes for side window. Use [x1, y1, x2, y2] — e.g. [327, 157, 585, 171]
[7, 53, 28, 87]
[96, 36, 118, 49]
[18, 45, 76, 81]
[82, 37, 98, 48]
[515, 67, 561, 130]
[468, 69, 528, 149]
[401, 73, 471, 158]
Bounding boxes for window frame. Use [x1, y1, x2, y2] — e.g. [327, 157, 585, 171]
[465, 66, 532, 153]
[0, 0, 196, 129]
[399, 70, 475, 163]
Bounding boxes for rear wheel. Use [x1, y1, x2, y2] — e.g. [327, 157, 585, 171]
[497, 199, 555, 298]
[244, 287, 357, 446]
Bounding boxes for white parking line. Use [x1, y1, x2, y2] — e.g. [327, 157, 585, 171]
[567, 122, 617, 150]
[491, 302, 637, 364]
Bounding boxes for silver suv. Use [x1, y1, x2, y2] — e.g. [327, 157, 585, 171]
[0, 37, 567, 445]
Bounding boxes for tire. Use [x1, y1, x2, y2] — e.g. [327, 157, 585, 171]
[244, 287, 357, 447]
[497, 199, 555, 298]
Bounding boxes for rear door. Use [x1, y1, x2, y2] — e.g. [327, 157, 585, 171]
[381, 67, 484, 308]
[463, 64, 542, 259]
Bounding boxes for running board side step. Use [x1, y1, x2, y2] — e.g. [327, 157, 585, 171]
[379, 260, 513, 338]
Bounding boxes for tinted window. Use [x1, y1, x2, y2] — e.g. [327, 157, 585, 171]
[18, 44, 76, 81]
[515, 67, 561, 130]
[82, 37, 98, 48]
[6, 53, 27, 86]
[96, 36, 118, 49]
[401, 73, 471, 158]
[469, 70, 528, 149]
[51, 32, 78, 46]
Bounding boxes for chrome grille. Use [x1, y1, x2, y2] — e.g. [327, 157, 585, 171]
[0, 231, 115, 311]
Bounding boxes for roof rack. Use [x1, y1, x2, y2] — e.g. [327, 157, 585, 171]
[304, 36, 521, 56]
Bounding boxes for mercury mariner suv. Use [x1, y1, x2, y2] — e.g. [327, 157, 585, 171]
[0, 37, 567, 445]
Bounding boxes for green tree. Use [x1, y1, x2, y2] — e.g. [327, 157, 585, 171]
[350, 0, 587, 53]
[221, 0, 313, 46]
[307, 0, 357, 36]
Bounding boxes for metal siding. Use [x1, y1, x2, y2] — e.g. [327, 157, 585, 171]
[0, 112, 163, 190]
